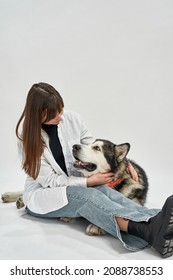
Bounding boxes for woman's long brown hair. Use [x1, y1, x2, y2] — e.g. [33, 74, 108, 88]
[16, 82, 64, 179]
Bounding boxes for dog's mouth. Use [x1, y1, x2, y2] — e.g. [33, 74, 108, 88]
[73, 159, 97, 172]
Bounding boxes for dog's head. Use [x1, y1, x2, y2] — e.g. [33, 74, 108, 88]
[73, 139, 130, 176]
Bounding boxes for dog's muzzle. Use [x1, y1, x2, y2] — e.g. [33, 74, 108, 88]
[72, 144, 97, 172]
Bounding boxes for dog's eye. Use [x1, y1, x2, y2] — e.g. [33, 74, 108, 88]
[93, 146, 101, 151]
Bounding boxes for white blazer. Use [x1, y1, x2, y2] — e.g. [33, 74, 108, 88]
[21, 110, 94, 214]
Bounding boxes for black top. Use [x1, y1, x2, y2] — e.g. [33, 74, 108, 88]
[42, 124, 67, 175]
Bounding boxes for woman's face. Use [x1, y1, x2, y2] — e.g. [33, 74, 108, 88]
[43, 109, 64, 125]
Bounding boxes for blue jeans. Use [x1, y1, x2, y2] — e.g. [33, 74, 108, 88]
[27, 185, 160, 251]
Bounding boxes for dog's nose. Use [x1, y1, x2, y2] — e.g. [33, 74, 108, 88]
[73, 144, 81, 151]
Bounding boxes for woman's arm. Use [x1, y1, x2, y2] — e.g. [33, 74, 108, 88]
[35, 154, 88, 188]
[37, 155, 114, 188]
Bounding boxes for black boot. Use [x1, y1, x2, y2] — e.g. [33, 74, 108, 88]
[128, 195, 173, 258]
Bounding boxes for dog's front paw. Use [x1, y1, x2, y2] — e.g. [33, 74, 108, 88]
[60, 217, 80, 223]
[1, 192, 16, 203]
[86, 224, 106, 236]
[16, 196, 25, 209]
[1, 193, 10, 202]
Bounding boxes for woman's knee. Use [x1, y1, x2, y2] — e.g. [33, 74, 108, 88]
[96, 185, 123, 198]
[67, 185, 103, 201]
[96, 185, 115, 196]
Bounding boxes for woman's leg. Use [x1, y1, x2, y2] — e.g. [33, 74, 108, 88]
[26, 185, 173, 257]
[116, 217, 129, 232]
[128, 195, 173, 258]
[96, 186, 173, 257]
[95, 185, 160, 220]
[27, 185, 157, 252]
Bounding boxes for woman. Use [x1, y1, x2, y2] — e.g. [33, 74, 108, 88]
[16, 82, 173, 258]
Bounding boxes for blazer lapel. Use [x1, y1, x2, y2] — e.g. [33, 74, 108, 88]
[42, 130, 66, 175]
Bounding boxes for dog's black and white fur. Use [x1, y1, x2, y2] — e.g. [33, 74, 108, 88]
[73, 139, 148, 206]
[1, 139, 148, 235]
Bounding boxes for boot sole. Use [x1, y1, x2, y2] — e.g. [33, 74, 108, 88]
[153, 197, 173, 258]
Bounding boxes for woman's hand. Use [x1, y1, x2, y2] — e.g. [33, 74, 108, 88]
[127, 162, 139, 183]
[87, 172, 114, 187]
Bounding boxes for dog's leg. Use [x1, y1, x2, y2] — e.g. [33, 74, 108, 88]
[60, 218, 106, 236]
[1, 191, 23, 203]
[86, 224, 106, 236]
[60, 217, 81, 223]
[120, 182, 144, 198]
[119, 182, 146, 206]
[16, 195, 25, 209]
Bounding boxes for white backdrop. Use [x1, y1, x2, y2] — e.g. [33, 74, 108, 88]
[0, 0, 173, 206]
[1, 0, 173, 262]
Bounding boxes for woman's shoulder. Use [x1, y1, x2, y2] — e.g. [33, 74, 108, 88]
[62, 110, 85, 130]
[63, 110, 81, 121]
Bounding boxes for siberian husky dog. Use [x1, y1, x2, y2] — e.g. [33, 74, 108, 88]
[1, 139, 148, 236]
[73, 139, 148, 206]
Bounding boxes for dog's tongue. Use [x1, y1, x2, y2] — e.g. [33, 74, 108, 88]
[73, 160, 96, 171]
[74, 160, 83, 167]
[74, 160, 89, 168]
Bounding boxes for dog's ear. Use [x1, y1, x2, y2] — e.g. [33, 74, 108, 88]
[115, 143, 130, 162]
